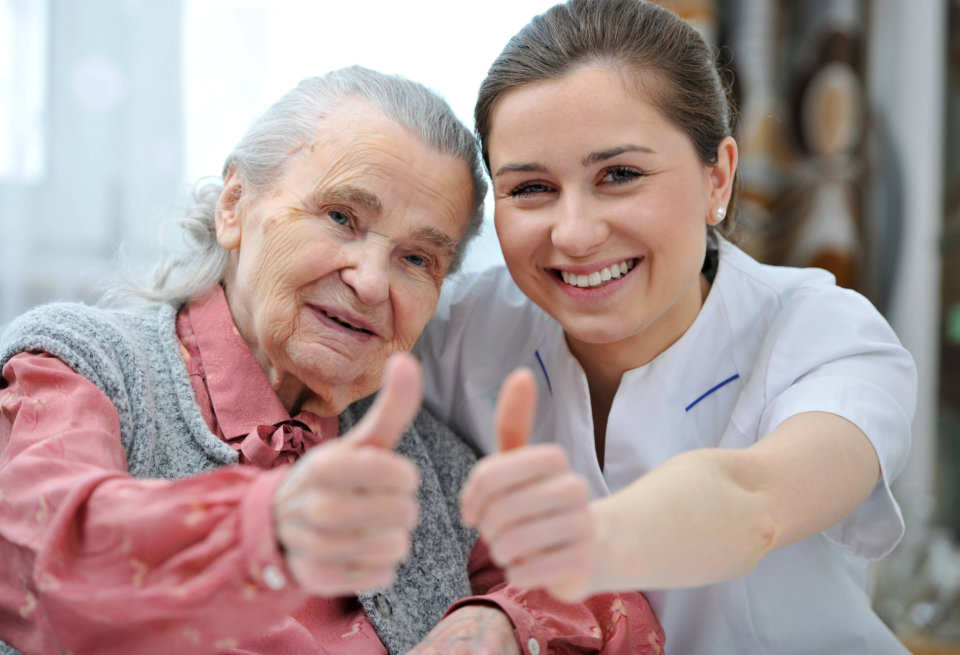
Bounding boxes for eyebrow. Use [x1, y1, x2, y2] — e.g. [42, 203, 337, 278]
[310, 184, 383, 216]
[493, 161, 547, 177]
[307, 184, 457, 257]
[581, 144, 656, 166]
[494, 144, 657, 178]
[412, 226, 458, 259]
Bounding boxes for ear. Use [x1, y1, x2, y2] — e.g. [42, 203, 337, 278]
[215, 167, 245, 251]
[706, 136, 738, 226]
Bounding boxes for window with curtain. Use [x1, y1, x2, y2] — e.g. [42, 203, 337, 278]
[0, 0, 47, 182]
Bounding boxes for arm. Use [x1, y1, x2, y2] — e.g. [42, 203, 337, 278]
[0, 352, 422, 655]
[462, 286, 913, 599]
[410, 370, 665, 654]
[0, 353, 306, 655]
[463, 409, 881, 599]
[588, 410, 879, 591]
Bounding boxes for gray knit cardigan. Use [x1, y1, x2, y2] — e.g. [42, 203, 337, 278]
[0, 301, 478, 655]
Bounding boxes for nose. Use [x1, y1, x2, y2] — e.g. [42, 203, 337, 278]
[550, 193, 610, 258]
[340, 243, 391, 306]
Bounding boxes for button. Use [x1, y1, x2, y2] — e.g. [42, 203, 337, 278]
[262, 564, 286, 590]
[527, 637, 541, 655]
[373, 593, 393, 618]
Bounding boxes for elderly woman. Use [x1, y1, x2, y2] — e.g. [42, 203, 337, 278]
[0, 67, 663, 655]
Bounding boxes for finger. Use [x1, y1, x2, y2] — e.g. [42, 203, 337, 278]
[276, 488, 419, 532]
[299, 446, 420, 493]
[345, 352, 423, 450]
[461, 444, 569, 525]
[288, 558, 400, 596]
[282, 487, 417, 531]
[487, 510, 592, 569]
[506, 543, 593, 602]
[495, 367, 537, 452]
[408, 606, 520, 655]
[479, 472, 589, 542]
[280, 526, 412, 565]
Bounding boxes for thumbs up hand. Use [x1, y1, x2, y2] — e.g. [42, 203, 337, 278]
[460, 368, 596, 602]
[272, 353, 422, 596]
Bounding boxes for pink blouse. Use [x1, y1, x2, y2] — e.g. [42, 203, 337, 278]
[0, 286, 664, 655]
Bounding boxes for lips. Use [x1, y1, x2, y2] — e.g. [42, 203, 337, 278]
[314, 307, 377, 336]
[556, 258, 638, 289]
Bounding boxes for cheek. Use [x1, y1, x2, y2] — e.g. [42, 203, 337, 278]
[392, 285, 441, 349]
[254, 297, 301, 358]
[494, 208, 539, 263]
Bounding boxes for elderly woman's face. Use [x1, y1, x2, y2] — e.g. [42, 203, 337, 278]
[216, 99, 474, 414]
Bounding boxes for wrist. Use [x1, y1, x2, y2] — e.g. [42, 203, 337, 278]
[589, 497, 621, 594]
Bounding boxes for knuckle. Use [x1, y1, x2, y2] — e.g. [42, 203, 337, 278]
[489, 540, 513, 567]
[386, 531, 412, 560]
[558, 474, 589, 503]
[536, 443, 569, 467]
[400, 499, 420, 529]
[307, 494, 345, 524]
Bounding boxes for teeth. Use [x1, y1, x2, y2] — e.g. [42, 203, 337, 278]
[559, 259, 636, 289]
[323, 310, 371, 334]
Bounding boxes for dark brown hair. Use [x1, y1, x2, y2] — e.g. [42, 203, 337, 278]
[474, 0, 740, 237]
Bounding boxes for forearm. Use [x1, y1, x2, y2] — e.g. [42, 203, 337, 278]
[589, 411, 881, 592]
[589, 448, 776, 592]
[0, 353, 306, 654]
[6, 464, 306, 655]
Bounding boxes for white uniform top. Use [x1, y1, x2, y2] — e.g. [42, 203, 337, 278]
[416, 237, 916, 655]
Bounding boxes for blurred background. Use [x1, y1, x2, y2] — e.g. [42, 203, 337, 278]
[0, 0, 956, 650]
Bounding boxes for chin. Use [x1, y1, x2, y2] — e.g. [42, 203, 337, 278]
[301, 374, 378, 416]
[562, 320, 638, 346]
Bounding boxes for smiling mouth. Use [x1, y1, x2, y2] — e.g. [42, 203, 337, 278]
[556, 258, 638, 289]
[321, 310, 374, 335]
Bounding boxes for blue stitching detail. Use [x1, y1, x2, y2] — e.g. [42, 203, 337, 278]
[534, 349, 553, 396]
[685, 374, 740, 412]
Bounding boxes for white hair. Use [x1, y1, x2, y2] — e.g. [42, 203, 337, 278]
[112, 66, 486, 306]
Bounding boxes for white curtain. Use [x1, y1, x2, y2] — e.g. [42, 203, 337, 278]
[0, 0, 184, 326]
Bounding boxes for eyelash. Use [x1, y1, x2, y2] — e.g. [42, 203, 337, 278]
[602, 165, 643, 185]
[405, 253, 428, 268]
[506, 166, 644, 198]
[507, 182, 553, 199]
[316, 206, 442, 275]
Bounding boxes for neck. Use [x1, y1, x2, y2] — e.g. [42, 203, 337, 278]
[566, 272, 713, 408]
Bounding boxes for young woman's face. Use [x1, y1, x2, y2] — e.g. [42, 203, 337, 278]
[487, 65, 735, 366]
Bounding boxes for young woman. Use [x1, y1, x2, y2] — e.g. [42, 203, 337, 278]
[415, 1, 917, 653]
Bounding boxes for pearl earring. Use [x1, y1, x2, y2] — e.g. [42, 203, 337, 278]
[715, 207, 727, 222]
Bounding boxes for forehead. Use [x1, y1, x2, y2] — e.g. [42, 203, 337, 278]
[278, 99, 475, 236]
[496, 67, 665, 130]
[488, 66, 690, 163]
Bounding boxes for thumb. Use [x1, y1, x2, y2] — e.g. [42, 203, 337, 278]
[495, 367, 537, 452]
[344, 352, 423, 450]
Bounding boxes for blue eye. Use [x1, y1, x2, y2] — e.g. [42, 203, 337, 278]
[405, 253, 427, 267]
[603, 166, 642, 184]
[329, 209, 350, 225]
